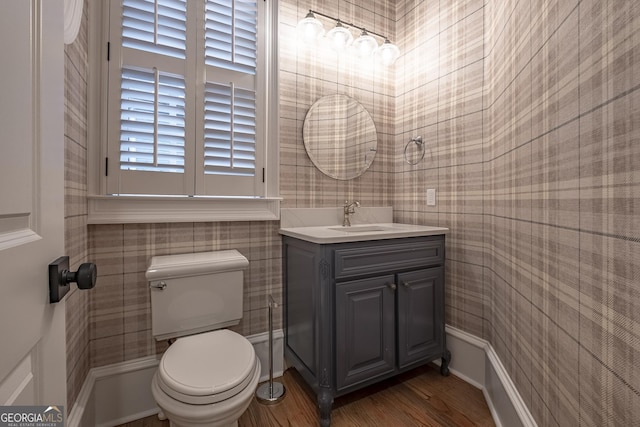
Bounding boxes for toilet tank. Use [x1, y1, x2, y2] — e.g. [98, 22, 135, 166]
[146, 250, 249, 341]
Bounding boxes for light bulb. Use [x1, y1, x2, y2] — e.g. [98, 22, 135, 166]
[326, 21, 353, 52]
[297, 11, 325, 44]
[352, 30, 378, 58]
[376, 39, 400, 66]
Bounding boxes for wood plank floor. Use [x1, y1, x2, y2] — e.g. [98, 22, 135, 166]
[117, 365, 495, 427]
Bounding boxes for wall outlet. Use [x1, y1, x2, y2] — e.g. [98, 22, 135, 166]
[426, 188, 436, 206]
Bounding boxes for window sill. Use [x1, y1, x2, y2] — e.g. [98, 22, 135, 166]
[87, 195, 281, 224]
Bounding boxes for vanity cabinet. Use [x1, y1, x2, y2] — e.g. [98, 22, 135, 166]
[335, 274, 396, 391]
[283, 235, 450, 427]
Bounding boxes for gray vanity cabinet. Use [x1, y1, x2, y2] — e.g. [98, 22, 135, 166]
[335, 274, 396, 391]
[283, 234, 450, 427]
[397, 267, 444, 368]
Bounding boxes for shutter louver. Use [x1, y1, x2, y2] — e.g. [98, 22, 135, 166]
[120, 67, 186, 173]
[205, 0, 257, 74]
[122, 0, 187, 59]
[204, 83, 256, 176]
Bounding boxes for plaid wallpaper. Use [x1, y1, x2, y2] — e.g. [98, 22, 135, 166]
[487, 0, 639, 424]
[64, 0, 90, 410]
[396, 0, 639, 425]
[64, 0, 638, 424]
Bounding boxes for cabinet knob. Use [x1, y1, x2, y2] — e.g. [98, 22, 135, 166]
[403, 281, 410, 287]
[388, 283, 397, 290]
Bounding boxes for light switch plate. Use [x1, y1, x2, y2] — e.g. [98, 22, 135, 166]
[427, 189, 436, 206]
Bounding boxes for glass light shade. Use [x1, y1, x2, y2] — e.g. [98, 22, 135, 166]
[376, 39, 400, 66]
[297, 12, 325, 43]
[326, 21, 353, 52]
[352, 31, 378, 58]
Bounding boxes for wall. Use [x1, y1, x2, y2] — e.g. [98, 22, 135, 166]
[483, 0, 639, 425]
[394, 0, 486, 338]
[396, 0, 640, 425]
[64, 0, 90, 410]
[279, 0, 396, 209]
[87, 222, 282, 365]
[85, 0, 396, 370]
[394, 0, 640, 426]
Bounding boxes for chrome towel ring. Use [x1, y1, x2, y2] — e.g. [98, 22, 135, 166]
[404, 136, 425, 165]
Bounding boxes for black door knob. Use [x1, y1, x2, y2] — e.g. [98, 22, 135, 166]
[64, 263, 97, 290]
[49, 256, 98, 303]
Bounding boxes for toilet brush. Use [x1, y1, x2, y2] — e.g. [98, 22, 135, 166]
[256, 295, 286, 403]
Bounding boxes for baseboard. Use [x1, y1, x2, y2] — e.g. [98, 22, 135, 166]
[67, 329, 284, 427]
[444, 326, 537, 427]
[247, 328, 285, 383]
[67, 327, 534, 427]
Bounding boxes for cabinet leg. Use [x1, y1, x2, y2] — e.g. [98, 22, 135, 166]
[317, 387, 334, 427]
[440, 349, 452, 376]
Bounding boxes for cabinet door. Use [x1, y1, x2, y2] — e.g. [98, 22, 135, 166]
[335, 275, 396, 391]
[397, 267, 444, 368]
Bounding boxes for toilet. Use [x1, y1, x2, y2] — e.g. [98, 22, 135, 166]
[146, 250, 260, 427]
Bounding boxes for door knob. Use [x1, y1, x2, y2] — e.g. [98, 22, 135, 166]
[64, 263, 97, 289]
[49, 256, 98, 303]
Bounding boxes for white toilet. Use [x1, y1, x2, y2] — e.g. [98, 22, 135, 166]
[146, 250, 261, 427]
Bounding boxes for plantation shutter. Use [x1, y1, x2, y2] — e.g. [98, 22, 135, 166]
[119, 0, 187, 175]
[201, 0, 259, 194]
[204, 83, 256, 176]
[122, 0, 187, 58]
[107, 0, 264, 197]
[205, 0, 257, 73]
[119, 67, 186, 173]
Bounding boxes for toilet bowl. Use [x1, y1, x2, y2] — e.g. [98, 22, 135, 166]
[146, 251, 259, 427]
[151, 330, 260, 427]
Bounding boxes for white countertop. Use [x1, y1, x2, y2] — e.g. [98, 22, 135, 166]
[279, 222, 449, 244]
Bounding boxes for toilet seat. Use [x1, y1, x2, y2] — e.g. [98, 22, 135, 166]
[157, 329, 257, 405]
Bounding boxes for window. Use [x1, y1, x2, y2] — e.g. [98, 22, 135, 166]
[103, 0, 275, 200]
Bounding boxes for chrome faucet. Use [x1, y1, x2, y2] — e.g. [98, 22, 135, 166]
[343, 200, 360, 227]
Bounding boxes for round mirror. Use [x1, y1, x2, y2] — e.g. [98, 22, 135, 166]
[302, 94, 378, 180]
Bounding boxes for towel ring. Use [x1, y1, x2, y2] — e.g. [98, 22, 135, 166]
[404, 136, 425, 165]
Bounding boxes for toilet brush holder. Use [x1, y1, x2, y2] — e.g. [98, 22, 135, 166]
[256, 295, 286, 404]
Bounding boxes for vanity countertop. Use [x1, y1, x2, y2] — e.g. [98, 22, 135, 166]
[279, 222, 449, 244]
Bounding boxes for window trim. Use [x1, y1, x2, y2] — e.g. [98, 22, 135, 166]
[87, 0, 279, 224]
[87, 195, 280, 223]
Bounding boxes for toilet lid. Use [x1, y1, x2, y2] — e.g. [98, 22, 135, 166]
[157, 329, 257, 405]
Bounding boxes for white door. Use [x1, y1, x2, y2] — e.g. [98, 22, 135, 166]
[0, 0, 66, 411]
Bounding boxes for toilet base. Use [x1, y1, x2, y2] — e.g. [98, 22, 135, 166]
[169, 421, 237, 427]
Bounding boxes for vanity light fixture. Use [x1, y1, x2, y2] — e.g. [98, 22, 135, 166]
[376, 38, 401, 66]
[352, 30, 378, 57]
[297, 11, 325, 43]
[296, 9, 401, 65]
[326, 20, 353, 51]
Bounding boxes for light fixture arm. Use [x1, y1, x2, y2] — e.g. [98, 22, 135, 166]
[306, 9, 391, 42]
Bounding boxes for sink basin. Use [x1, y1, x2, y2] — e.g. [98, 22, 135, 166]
[329, 225, 391, 233]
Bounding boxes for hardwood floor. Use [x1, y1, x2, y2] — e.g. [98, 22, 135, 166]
[117, 365, 495, 427]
